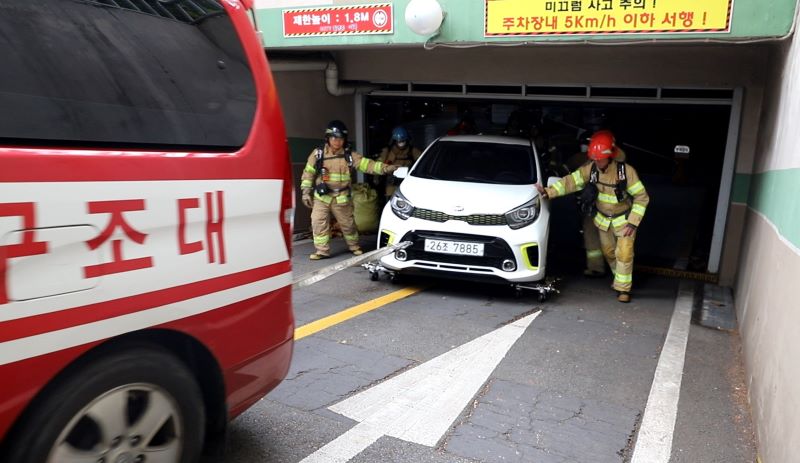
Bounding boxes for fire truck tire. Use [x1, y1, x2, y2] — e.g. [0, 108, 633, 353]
[2, 347, 205, 463]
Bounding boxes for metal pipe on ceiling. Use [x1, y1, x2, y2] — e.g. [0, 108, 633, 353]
[267, 59, 375, 96]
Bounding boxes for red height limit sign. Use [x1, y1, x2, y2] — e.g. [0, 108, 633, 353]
[283, 4, 393, 37]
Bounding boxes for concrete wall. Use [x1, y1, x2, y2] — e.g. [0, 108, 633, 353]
[735, 39, 800, 463]
[270, 69, 355, 161]
[722, 86, 764, 286]
[335, 45, 768, 87]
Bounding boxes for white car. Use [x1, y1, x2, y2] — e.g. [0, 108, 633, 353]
[376, 135, 554, 288]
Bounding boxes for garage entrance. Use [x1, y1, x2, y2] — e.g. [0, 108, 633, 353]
[362, 86, 736, 276]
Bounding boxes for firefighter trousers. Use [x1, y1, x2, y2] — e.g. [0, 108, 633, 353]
[310, 196, 360, 254]
[582, 215, 605, 274]
[598, 225, 636, 293]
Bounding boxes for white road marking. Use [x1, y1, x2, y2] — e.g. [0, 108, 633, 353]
[292, 242, 412, 289]
[300, 310, 542, 463]
[631, 280, 695, 463]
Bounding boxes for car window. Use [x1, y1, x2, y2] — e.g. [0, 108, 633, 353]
[0, 0, 255, 150]
[412, 141, 537, 185]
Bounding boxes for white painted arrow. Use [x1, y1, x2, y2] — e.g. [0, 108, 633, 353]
[300, 310, 542, 463]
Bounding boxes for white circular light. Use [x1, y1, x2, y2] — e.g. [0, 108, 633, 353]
[405, 0, 444, 36]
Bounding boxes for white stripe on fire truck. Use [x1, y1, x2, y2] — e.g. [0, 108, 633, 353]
[0, 271, 292, 366]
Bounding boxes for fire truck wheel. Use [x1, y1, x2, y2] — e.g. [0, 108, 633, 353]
[3, 347, 205, 463]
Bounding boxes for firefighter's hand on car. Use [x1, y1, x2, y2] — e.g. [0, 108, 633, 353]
[535, 183, 548, 199]
[384, 164, 398, 175]
[623, 223, 637, 237]
[301, 189, 313, 209]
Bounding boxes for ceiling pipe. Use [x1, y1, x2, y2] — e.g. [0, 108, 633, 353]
[267, 59, 375, 96]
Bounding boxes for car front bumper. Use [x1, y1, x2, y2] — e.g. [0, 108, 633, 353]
[376, 204, 550, 283]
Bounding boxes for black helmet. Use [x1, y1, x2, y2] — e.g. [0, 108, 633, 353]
[325, 120, 348, 139]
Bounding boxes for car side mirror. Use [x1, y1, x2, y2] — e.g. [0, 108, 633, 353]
[394, 167, 409, 179]
[546, 176, 560, 187]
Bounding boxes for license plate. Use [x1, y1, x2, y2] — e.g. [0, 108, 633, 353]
[424, 239, 484, 256]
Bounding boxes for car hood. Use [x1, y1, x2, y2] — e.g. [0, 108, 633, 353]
[399, 176, 537, 215]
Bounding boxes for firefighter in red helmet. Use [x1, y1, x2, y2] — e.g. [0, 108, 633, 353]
[536, 130, 649, 303]
[566, 134, 627, 278]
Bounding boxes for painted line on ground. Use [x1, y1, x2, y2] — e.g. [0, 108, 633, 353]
[631, 280, 695, 463]
[300, 310, 542, 463]
[294, 286, 425, 340]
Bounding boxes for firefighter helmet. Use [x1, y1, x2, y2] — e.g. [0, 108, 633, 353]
[391, 126, 409, 143]
[587, 130, 618, 160]
[325, 120, 349, 139]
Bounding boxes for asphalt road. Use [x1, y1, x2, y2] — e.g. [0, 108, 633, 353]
[224, 238, 756, 463]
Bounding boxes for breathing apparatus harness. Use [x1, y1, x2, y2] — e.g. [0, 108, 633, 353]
[577, 161, 629, 217]
[387, 142, 414, 186]
[313, 144, 353, 196]
[391, 141, 414, 161]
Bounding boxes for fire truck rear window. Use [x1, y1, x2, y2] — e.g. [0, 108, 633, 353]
[0, 0, 256, 150]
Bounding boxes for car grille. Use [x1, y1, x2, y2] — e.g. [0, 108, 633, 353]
[412, 208, 508, 226]
[400, 230, 514, 270]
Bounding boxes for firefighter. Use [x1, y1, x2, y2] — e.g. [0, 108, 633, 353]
[300, 120, 397, 260]
[566, 142, 627, 278]
[536, 130, 649, 303]
[376, 126, 421, 200]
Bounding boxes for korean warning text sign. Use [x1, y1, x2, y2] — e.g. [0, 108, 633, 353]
[283, 3, 393, 37]
[485, 0, 733, 36]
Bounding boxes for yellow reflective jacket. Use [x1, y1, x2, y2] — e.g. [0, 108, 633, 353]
[545, 159, 649, 231]
[300, 145, 391, 203]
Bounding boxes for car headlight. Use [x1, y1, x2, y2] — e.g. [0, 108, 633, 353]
[505, 196, 540, 230]
[391, 190, 415, 220]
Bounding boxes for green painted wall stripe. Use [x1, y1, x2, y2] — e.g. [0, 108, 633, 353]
[258, 0, 796, 48]
[732, 173, 752, 204]
[289, 137, 321, 163]
[748, 168, 800, 250]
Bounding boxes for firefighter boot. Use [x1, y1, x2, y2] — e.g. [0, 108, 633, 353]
[617, 292, 631, 303]
[309, 253, 330, 260]
[351, 248, 364, 256]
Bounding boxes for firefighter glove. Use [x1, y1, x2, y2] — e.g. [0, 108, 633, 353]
[384, 164, 398, 175]
[301, 190, 313, 209]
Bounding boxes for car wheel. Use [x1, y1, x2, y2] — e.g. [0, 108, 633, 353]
[370, 271, 379, 281]
[3, 347, 205, 463]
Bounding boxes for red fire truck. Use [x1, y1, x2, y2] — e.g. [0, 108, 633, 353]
[0, 1, 294, 461]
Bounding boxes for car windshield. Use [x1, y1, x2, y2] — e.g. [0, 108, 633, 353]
[412, 140, 537, 185]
